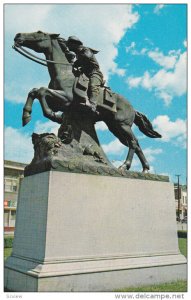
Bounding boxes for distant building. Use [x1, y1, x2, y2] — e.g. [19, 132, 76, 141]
[4, 160, 27, 235]
[174, 184, 187, 220]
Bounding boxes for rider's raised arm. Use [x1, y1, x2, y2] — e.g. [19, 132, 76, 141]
[57, 37, 75, 63]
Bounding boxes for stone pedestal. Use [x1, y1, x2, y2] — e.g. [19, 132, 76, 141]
[4, 171, 186, 292]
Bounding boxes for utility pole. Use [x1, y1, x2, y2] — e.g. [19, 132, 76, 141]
[175, 174, 181, 221]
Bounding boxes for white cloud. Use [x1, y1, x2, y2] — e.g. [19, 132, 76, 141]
[141, 71, 152, 90]
[102, 138, 126, 155]
[127, 51, 187, 105]
[127, 76, 142, 88]
[109, 146, 162, 173]
[4, 4, 53, 33]
[126, 45, 180, 68]
[125, 41, 136, 53]
[144, 37, 154, 47]
[154, 4, 165, 14]
[152, 115, 187, 148]
[147, 49, 180, 70]
[130, 147, 162, 173]
[34, 120, 60, 135]
[4, 120, 62, 163]
[112, 67, 126, 77]
[4, 127, 33, 163]
[5, 4, 140, 105]
[112, 160, 125, 168]
[140, 48, 148, 55]
[102, 136, 162, 164]
[183, 40, 187, 48]
[143, 147, 163, 162]
[131, 47, 148, 56]
[5, 79, 49, 104]
[95, 121, 108, 131]
[111, 157, 141, 170]
[125, 41, 148, 56]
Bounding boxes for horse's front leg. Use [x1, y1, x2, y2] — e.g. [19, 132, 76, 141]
[22, 88, 38, 126]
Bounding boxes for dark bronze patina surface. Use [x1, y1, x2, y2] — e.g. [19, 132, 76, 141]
[13, 31, 162, 177]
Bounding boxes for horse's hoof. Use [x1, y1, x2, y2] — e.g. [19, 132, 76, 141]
[123, 161, 131, 170]
[22, 116, 31, 126]
[118, 164, 127, 171]
[142, 168, 149, 173]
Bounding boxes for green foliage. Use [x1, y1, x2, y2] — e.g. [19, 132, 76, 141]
[179, 237, 187, 258]
[178, 230, 187, 239]
[115, 280, 187, 292]
[4, 248, 12, 260]
[4, 236, 14, 248]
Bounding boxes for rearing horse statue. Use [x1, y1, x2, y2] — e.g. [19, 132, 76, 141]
[13, 30, 161, 172]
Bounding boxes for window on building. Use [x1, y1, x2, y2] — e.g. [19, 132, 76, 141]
[4, 180, 12, 192]
[10, 210, 16, 227]
[4, 178, 18, 192]
[12, 185, 17, 192]
[4, 211, 9, 227]
[11, 210, 16, 219]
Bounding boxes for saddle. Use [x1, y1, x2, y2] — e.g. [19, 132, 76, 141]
[73, 74, 117, 113]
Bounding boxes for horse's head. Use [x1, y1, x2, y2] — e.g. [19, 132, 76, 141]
[14, 30, 60, 53]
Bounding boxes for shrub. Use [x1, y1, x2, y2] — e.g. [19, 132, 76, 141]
[178, 231, 187, 239]
[4, 236, 14, 248]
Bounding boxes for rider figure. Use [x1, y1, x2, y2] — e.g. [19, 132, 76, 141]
[66, 36, 104, 113]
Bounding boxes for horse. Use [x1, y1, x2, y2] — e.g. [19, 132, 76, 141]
[13, 30, 161, 172]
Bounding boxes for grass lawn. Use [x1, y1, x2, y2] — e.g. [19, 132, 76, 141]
[4, 236, 187, 292]
[178, 238, 187, 258]
[115, 280, 187, 292]
[4, 248, 12, 260]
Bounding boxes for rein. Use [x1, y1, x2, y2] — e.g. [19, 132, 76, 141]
[12, 44, 71, 67]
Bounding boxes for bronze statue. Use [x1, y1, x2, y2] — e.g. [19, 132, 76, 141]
[66, 35, 104, 114]
[13, 31, 161, 174]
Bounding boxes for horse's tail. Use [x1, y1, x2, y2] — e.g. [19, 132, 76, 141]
[134, 111, 162, 138]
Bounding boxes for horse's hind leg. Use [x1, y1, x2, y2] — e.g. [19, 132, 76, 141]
[118, 133, 137, 171]
[107, 121, 149, 172]
[121, 128, 150, 172]
[36, 87, 63, 124]
[23, 87, 63, 126]
[106, 122, 136, 170]
[135, 142, 150, 173]
[120, 126, 150, 172]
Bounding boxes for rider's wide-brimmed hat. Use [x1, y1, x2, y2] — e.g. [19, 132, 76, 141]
[67, 36, 83, 46]
[67, 35, 99, 54]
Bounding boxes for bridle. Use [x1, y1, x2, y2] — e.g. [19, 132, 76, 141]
[12, 36, 71, 67]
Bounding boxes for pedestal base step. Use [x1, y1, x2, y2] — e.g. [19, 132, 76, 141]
[5, 253, 186, 292]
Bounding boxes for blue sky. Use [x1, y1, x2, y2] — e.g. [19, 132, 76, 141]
[4, 3, 187, 184]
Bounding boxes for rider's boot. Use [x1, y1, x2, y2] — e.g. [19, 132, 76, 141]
[85, 99, 97, 113]
[87, 86, 100, 115]
[84, 97, 99, 115]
